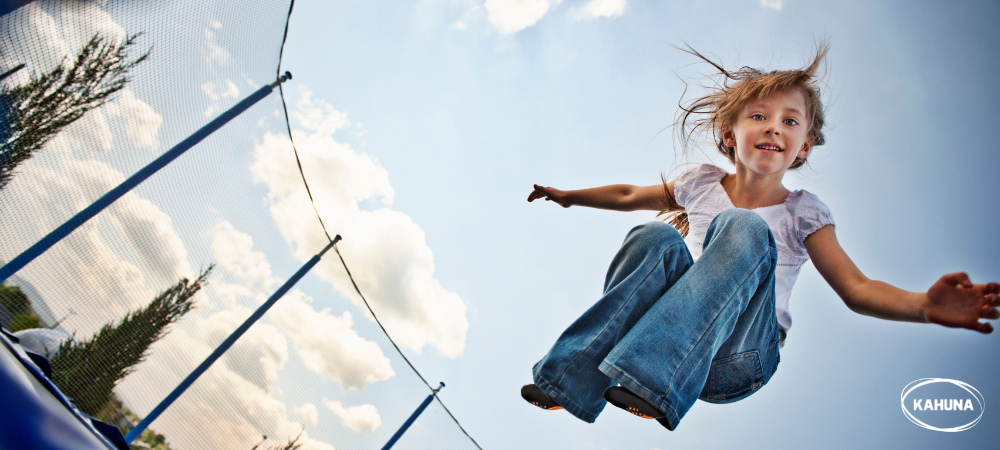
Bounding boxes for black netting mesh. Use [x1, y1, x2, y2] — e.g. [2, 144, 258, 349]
[1, 1, 478, 449]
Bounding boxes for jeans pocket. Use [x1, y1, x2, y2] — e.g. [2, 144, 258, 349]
[699, 350, 764, 404]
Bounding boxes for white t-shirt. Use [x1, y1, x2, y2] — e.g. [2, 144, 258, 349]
[673, 164, 835, 343]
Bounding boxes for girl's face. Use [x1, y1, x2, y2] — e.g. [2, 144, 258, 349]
[724, 88, 812, 179]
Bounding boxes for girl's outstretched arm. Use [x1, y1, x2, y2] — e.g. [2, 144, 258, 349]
[527, 182, 672, 211]
[805, 225, 1000, 334]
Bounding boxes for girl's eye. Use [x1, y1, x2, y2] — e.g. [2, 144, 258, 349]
[784, 118, 799, 126]
[751, 113, 765, 121]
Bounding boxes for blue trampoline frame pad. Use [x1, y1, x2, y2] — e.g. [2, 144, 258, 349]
[0, 327, 124, 449]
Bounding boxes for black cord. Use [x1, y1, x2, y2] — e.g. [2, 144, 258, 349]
[275, 3, 482, 448]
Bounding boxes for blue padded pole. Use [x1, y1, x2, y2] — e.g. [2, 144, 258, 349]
[124, 235, 339, 443]
[382, 382, 445, 450]
[0, 71, 292, 283]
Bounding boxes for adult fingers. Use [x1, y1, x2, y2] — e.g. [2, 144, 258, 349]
[981, 305, 1000, 320]
[976, 322, 994, 334]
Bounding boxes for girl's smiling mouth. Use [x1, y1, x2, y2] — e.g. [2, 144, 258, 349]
[755, 143, 783, 153]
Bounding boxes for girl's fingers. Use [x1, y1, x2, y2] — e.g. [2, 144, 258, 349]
[940, 272, 971, 288]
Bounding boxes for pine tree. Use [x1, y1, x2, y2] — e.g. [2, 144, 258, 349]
[49, 266, 212, 415]
[0, 33, 149, 190]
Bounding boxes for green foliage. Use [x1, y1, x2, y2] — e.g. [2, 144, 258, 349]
[49, 266, 212, 415]
[0, 33, 149, 190]
[8, 313, 40, 332]
[0, 282, 31, 316]
[97, 394, 173, 450]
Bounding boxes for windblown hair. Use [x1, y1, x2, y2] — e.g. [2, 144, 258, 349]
[659, 43, 830, 237]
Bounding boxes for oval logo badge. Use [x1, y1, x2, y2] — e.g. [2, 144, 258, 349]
[900, 378, 984, 432]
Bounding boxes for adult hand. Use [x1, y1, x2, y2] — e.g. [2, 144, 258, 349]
[527, 184, 572, 208]
[923, 272, 1000, 334]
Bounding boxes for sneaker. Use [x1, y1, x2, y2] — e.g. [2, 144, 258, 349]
[603, 386, 664, 419]
[521, 384, 563, 410]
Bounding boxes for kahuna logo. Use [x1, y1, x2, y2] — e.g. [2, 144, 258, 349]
[900, 378, 984, 432]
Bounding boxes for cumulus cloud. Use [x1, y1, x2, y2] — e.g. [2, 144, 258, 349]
[484, 0, 553, 34]
[760, 0, 783, 10]
[1, 4, 340, 450]
[201, 79, 241, 117]
[0, 5, 160, 156]
[116, 326, 335, 450]
[573, 0, 626, 21]
[104, 87, 163, 150]
[202, 308, 289, 390]
[207, 221, 278, 288]
[0, 156, 192, 336]
[270, 292, 396, 391]
[323, 398, 382, 435]
[207, 219, 395, 391]
[294, 403, 319, 427]
[250, 86, 469, 358]
[203, 26, 232, 66]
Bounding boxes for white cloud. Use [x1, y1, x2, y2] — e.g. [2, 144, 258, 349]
[294, 87, 352, 136]
[0, 5, 340, 450]
[323, 399, 381, 435]
[0, 156, 192, 336]
[0, 3, 70, 85]
[270, 292, 396, 391]
[59, 1, 126, 51]
[0, 5, 161, 156]
[104, 87, 162, 150]
[208, 219, 395, 391]
[202, 308, 289, 391]
[294, 403, 319, 427]
[52, 106, 115, 154]
[201, 79, 241, 117]
[573, 0, 627, 21]
[760, 0, 783, 10]
[207, 220, 278, 288]
[250, 87, 469, 358]
[203, 27, 232, 66]
[116, 327, 335, 450]
[484, 0, 552, 34]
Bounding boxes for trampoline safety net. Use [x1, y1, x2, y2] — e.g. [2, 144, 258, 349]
[1, 1, 480, 449]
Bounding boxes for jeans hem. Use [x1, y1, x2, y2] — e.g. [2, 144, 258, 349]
[598, 360, 681, 430]
[534, 374, 600, 423]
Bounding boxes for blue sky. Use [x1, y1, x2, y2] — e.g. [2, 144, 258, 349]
[279, 0, 1000, 448]
[2, 0, 999, 449]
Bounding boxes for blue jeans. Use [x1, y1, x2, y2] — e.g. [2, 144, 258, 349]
[532, 209, 781, 430]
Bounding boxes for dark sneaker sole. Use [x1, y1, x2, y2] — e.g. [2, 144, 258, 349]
[603, 386, 664, 419]
[521, 384, 563, 410]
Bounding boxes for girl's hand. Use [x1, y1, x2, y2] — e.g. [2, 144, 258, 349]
[923, 272, 1000, 334]
[528, 184, 572, 208]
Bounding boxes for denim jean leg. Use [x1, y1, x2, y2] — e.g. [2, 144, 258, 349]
[599, 209, 778, 430]
[533, 222, 693, 423]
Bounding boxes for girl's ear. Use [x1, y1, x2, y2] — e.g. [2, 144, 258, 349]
[722, 128, 735, 148]
[798, 140, 812, 160]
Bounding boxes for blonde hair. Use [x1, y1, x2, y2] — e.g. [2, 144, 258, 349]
[659, 43, 830, 236]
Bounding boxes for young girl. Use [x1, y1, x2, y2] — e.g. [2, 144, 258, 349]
[520, 45, 1000, 431]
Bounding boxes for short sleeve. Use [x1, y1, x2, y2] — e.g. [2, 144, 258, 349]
[787, 190, 835, 247]
[673, 164, 726, 208]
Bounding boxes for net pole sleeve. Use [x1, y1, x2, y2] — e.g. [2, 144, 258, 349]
[381, 382, 445, 450]
[0, 72, 293, 283]
[124, 236, 339, 444]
